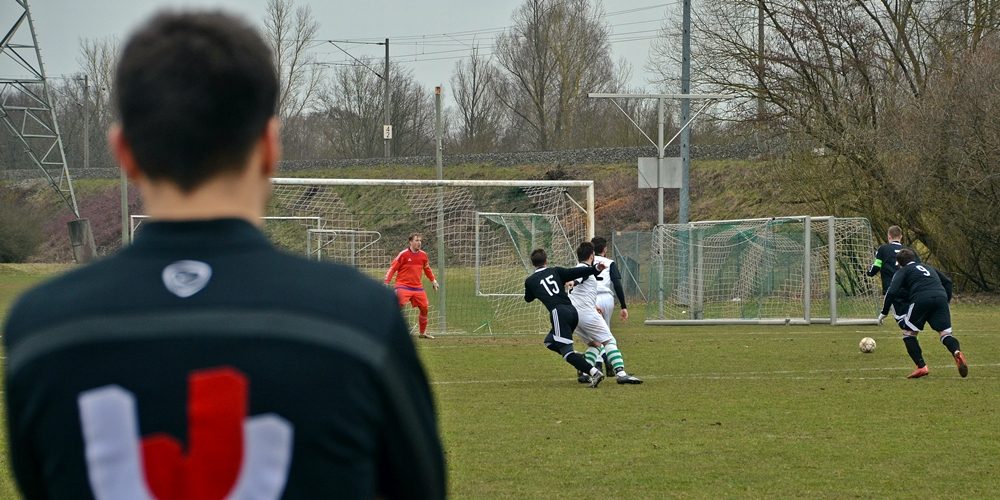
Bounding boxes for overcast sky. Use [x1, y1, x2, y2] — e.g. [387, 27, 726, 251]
[5, 0, 676, 92]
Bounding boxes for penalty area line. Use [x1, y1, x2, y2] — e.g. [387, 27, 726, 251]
[430, 362, 1000, 385]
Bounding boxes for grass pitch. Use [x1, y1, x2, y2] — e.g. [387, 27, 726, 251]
[422, 311, 998, 498]
[1, 265, 998, 498]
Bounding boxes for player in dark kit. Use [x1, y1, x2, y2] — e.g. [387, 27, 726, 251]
[2, 11, 444, 500]
[867, 225, 919, 290]
[524, 248, 608, 388]
[878, 248, 968, 379]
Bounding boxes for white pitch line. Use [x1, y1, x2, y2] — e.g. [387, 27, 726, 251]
[429, 362, 1000, 385]
[414, 328, 996, 345]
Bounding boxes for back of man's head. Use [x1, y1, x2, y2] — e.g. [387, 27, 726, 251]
[114, 11, 278, 193]
[591, 237, 607, 256]
[576, 241, 595, 262]
[887, 225, 902, 240]
[530, 249, 547, 268]
[896, 248, 916, 266]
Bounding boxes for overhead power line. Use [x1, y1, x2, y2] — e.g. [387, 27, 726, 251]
[326, 1, 679, 44]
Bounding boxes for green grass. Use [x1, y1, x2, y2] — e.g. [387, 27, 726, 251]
[422, 313, 999, 498]
[0, 264, 74, 499]
[1, 265, 998, 498]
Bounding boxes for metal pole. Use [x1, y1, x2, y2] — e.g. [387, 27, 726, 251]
[82, 74, 89, 170]
[803, 216, 811, 323]
[828, 219, 837, 325]
[474, 212, 481, 295]
[435, 85, 445, 334]
[687, 224, 694, 319]
[679, 0, 692, 224]
[103, 69, 128, 248]
[656, 98, 664, 226]
[383, 38, 390, 158]
[586, 184, 595, 240]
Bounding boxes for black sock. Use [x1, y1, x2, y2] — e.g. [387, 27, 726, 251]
[941, 335, 961, 355]
[903, 336, 925, 368]
[565, 352, 595, 374]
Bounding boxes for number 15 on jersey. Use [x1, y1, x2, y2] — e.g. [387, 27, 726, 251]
[540, 276, 560, 296]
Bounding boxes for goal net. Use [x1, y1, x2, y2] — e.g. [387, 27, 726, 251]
[615, 217, 881, 325]
[270, 178, 593, 334]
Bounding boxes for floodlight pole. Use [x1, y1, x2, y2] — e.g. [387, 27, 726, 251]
[680, 0, 692, 224]
[656, 98, 665, 225]
[383, 38, 390, 158]
[587, 92, 729, 225]
[435, 85, 445, 334]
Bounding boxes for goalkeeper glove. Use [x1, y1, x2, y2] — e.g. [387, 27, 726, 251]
[876, 313, 886, 325]
[432, 280, 440, 290]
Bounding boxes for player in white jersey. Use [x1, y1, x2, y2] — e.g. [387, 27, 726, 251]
[591, 237, 629, 325]
[568, 241, 642, 385]
[590, 237, 630, 376]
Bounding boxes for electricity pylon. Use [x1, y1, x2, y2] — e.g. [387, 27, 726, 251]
[2, 0, 95, 261]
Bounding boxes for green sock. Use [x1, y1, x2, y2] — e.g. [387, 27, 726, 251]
[605, 343, 625, 374]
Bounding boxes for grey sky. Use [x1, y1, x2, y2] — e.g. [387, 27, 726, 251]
[7, 0, 675, 92]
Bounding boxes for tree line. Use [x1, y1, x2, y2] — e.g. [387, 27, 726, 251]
[3, 0, 997, 291]
[1, 0, 673, 174]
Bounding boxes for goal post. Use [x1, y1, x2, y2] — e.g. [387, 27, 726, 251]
[474, 212, 577, 297]
[614, 216, 882, 326]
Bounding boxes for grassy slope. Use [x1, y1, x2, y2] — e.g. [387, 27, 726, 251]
[5, 159, 794, 262]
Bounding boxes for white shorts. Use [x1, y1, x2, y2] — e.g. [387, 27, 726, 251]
[596, 293, 614, 327]
[574, 306, 614, 345]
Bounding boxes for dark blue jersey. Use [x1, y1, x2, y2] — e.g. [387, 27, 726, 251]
[881, 261, 953, 315]
[3, 219, 445, 500]
[524, 265, 600, 311]
[867, 241, 919, 292]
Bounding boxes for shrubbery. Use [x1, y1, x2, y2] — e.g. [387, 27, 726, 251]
[0, 188, 45, 262]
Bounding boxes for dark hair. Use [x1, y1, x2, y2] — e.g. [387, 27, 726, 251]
[408, 233, 423, 241]
[896, 248, 916, 266]
[576, 241, 595, 262]
[530, 249, 547, 267]
[591, 237, 607, 255]
[114, 11, 278, 192]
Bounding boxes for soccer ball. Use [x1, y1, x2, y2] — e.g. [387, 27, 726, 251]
[859, 337, 876, 353]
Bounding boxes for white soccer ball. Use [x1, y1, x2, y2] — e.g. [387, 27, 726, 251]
[859, 337, 877, 353]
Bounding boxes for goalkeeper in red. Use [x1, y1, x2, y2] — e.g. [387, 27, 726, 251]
[385, 233, 439, 339]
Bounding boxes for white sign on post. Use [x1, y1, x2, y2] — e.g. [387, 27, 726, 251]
[383, 125, 393, 139]
[638, 157, 682, 189]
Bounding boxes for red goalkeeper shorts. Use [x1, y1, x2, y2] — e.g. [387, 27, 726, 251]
[395, 287, 429, 310]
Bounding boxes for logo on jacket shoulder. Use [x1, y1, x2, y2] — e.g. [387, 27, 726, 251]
[162, 260, 212, 298]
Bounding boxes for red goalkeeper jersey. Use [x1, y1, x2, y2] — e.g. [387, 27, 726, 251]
[385, 249, 436, 290]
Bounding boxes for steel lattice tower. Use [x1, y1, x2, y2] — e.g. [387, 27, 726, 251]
[3, 0, 97, 262]
[1, 0, 80, 217]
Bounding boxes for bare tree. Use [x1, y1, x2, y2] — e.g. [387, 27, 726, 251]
[885, 35, 1000, 290]
[322, 62, 384, 158]
[322, 61, 433, 158]
[494, 0, 617, 150]
[450, 47, 504, 153]
[648, 0, 1000, 289]
[263, 0, 323, 121]
[48, 37, 119, 170]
